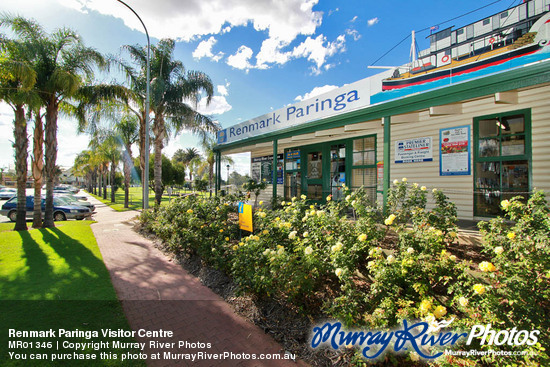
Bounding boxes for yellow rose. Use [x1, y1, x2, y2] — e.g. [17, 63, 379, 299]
[419, 299, 432, 315]
[335, 268, 343, 277]
[358, 233, 367, 242]
[501, 200, 511, 210]
[259, 201, 264, 205]
[187, 209, 193, 214]
[433, 306, 447, 318]
[326, 195, 332, 201]
[232, 245, 238, 251]
[494, 246, 504, 255]
[473, 284, 486, 295]
[402, 177, 407, 182]
[385, 214, 396, 226]
[458, 296, 469, 307]
[304, 246, 313, 255]
[479, 261, 496, 272]
[225, 237, 229, 241]
[421, 186, 427, 191]
[507, 232, 516, 240]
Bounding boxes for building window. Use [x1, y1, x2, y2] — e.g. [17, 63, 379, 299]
[483, 18, 491, 26]
[473, 109, 531, 217]
[351, 136, 377, 202]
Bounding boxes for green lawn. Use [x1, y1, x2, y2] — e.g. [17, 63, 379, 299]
[89, 186, 210, 211]
[0, 222, 145, 366]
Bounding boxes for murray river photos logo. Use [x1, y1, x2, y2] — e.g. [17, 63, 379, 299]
[310, 319, 540, 360]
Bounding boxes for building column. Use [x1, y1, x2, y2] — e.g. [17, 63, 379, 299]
[272, 139, 278, 199]
[383, 116, 391, 212]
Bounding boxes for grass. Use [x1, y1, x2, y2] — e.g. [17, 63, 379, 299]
[0, 221, 145, 366]
[90, 186, 210, 211]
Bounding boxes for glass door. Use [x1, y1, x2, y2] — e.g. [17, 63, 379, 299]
[303, 148, 324, 201]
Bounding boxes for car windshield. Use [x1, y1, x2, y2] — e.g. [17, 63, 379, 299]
[53, 198, 71, 206]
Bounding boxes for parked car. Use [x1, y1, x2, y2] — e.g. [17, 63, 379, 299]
[0, 188, 17, 200]
[52, 189, 87, 200]
[54, 194, 95, 212]
[0, 196, 92, 222]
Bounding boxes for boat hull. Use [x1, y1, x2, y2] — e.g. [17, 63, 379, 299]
[382, 43, 542, 91]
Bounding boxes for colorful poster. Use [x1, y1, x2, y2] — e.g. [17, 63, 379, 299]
[394, 137, 433, 163]
[440, 126, 471, 176]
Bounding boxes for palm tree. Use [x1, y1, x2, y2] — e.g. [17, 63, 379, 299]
[115, 114, 138, 208]
[2, 16, 106, 227]
[0, 21, 38, 231]
[122, 39, 218, 205]
[201, 137, 234, 194]
[181, 147, 201, 182]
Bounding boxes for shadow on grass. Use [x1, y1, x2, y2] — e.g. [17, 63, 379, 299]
[1, 225, 115, 301]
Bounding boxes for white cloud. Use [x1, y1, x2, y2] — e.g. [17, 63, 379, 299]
[227, 45, 255, 71]
[292, 34, 346, 75]
[193, 36, 224, 61]
[368, 17, 379, 27]
[61, 0, 322, 42]
[350, 16, 358, 23]
[346, 28, 361, 41]
[217, 84, 229, 96]
[295, 85, 339, 102]
[196, 95, 232, 116]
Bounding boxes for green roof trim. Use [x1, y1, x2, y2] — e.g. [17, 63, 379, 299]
[215, 60, 550, 153]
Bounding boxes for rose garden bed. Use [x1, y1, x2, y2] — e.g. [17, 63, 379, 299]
[138, 181, 549, 366]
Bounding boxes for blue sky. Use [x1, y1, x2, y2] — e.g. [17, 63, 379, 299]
[0, 0, 521, 177]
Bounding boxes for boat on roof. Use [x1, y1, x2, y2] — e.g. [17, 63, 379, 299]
[381, 0, 550, 91]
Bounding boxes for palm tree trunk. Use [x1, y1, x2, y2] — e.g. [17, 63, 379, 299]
[14, 104, 28, 231]
[123, 144, 132, 208]
[153, 122, 164, 205]
[43, 101, 58, 228]
[32, 112, 44, 229]
[98, 170, 102, 197]
[110, 160, 116, 203]
[102, 167, 107, 200]
[138, 111, 146, 207]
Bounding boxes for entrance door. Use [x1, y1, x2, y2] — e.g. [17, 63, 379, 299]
[303, 148, 325, 201]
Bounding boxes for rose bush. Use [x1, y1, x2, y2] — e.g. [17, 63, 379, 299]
[139, 182, 549, 366]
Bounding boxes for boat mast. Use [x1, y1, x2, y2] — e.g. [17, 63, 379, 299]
[409, 30, 417, 71]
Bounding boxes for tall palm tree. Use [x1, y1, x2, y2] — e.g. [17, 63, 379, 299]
[122, 39, 218, 205]
[115, 114, 138, 208]
[0, 22, 38, 231]
[2, 16, 106, 227]
[181, 147, 201, 182]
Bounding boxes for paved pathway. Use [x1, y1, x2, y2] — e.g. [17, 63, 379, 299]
[88, 196, 307, 367]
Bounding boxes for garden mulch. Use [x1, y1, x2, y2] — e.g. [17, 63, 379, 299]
[88, 195, 308, 367]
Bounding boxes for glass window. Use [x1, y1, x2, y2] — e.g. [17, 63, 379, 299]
[351, 136, 377, 203]
[474, 111, 530, 217]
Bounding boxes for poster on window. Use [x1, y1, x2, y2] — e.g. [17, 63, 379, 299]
[394, 137, 433, 163]
[439, 126, 471, 176]
[251, 154, 283, 184]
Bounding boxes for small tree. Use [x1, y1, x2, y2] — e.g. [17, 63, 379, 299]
[242, 179, 267, 208]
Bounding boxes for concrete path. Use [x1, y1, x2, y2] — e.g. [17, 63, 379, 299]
[88, 195, 307, 367]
